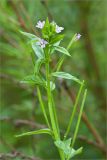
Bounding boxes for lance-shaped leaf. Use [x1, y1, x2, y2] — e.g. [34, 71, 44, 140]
[20, 31, 44, 59]
[15, 128, 52, 137]
[55, 46, 71, 57]
[21, 74, 45, 87]
[34, 58, 45, 74]
[20, 31, 39, 40]
[42, 18, 50, 38]
[52, 72, 82, 84]
[32, 43, 44, 59]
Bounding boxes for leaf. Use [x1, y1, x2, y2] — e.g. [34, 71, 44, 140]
[34, 58, 45, 74]
[15, 128, 52, 137]
[70, 147, 83, 158]
[20, 31, 38, 40]
[54, 139, 83, 159]
[52, 72, 82, 84]
[50, 42, 61, 55]
[44, 17, 50, 28]
[21, 74, 45, 87]
[30, 51, 36, 65]
[50, 35, 64, 45]
[64, 138, 72, 147]
[32, 43, 44, 59]
[55, 46, 71, 57]
[55, 138, 72, 157]
[20, 31, 42, 61]
[42, 17, 50, 38]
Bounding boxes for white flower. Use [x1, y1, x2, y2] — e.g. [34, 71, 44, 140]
[36, 21, 45, 29]
[75, 33, 81, 41]
[55, 25, 64, 33]
[37, 39, 48, 48]
[51, 21, 64, 33]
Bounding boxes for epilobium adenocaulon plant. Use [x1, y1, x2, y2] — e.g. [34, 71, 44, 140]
[16, 18, 87, 160]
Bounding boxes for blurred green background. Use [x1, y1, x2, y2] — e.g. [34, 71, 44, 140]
[0, 0, 106, 159]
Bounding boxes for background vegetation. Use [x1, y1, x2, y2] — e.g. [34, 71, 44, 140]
[0, 0, 106, 159]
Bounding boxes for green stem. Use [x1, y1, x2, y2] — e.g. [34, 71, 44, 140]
[45, 55, 64, 160]
[64, 80, 84, 140]
[37, 86, 51, 129]
[71, 89, 87, 147]
[51, 94, 60, 136]
[46, 61, 59, 139]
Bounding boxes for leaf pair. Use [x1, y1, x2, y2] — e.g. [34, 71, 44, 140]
[20, 31, 70, 59]
[55, 138, 83, 159]
[21, 74, 55, 91]
[21, 74, 45, 86]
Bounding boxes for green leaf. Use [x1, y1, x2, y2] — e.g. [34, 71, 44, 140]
[15, 128, 52, 137]
[30, 51, 36, 65]
[55, 138, 72, 157]
[34, 58, 45, 74]
[55, 46, 71, 57]
[42, 17, 50, 38]
[32, 43, 44, 59]
[20, 31, 42, 63]
[20, 31, 38, 40]
[52, 72, 81, 84]
[21, 74, 45, 86]
[70, 147, 83, 158]
[54, 139, 83, 159]
[45, 17, 50, 28]
[50, 35, 64, 45]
